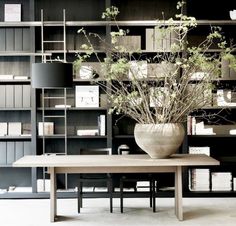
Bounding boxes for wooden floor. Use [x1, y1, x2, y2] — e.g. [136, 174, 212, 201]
[0, 197, 235, 226]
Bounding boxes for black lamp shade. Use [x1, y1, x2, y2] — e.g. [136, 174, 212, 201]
[32, 63, 73, 88]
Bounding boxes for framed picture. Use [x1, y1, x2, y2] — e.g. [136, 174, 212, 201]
[4, 4, 21, 22]
[75, 85, 99, 108]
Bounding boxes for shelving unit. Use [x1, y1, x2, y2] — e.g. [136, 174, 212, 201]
[0, 0, 236, 198]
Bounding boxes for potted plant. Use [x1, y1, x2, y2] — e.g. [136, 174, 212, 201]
[74, 1, 236, 158]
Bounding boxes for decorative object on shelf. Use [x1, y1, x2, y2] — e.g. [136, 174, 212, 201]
[75, 1, 236, 158]
[117, 144, 130, 155]
[229, 10, 236, 20]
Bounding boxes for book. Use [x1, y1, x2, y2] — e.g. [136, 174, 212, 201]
[77, 129, 98, 136]
[55, 104, 71, 108]
[14, 76, 29, 80]
[38, 122, 54, 135]
[189, 146, 210, 156]
[98, 115, 106, 136]
[0, 75, 14, 80]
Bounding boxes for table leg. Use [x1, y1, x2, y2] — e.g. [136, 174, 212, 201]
[49, 167, 57, 222]
[175, 166, 183, 221]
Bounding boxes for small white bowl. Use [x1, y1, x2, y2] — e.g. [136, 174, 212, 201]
[229, 10, 236, 20]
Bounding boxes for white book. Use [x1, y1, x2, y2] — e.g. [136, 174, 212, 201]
[12, 187, 32, 192]
[75, 85, 99, 108]
[233, 178, 236, 191]
[8, 122, 21, 136]
[0, 122, 8, 136]
[137, 181, 150, 187]
[77, 129, 98, 136]
[14, 76, 29, 80]
[54, 104, 71, 108]
[99, 115, 106, 136]
[189, 146, 210, 156]
[4, 4, 21, 22]
[0, 75, 14, 80]
[191, 117, 196, 135]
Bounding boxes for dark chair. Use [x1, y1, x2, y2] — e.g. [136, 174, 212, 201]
[119, 173, 156, 213]
[77, 148, 113, 213]
[118, 149, 158, 212]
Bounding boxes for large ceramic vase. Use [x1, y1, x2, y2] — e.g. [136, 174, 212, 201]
[134, 123, 185, 159]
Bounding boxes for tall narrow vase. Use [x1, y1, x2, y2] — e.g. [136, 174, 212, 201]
[134, 123, 185, 159]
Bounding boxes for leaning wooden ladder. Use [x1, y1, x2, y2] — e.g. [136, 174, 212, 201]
[40, 9, 68, 191]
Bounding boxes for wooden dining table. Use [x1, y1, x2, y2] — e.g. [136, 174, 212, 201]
[13, 154, 219, 222]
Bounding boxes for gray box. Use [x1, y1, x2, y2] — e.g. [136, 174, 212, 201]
[116, 36, 141, 51]
[5, 85, 14, 108]
[0, 28, 6, 51]
[22, 85, 31, 108]
[154, 27, 163, 51]
[14, 28, 23, 51]
[230, 67, 236, 79]
[221, 59, 230, 79]
[146, 28, 154, 51]
[14, 85, 23, 108]
[15, 141, 24, 160]
[23, 141, 32, 156]
[0, 142, 7, 165]
[0, 85, 6, 107]
[6, 142, 15, 165]
[23, 28, 30, 51]
[5, 28, 14, 51]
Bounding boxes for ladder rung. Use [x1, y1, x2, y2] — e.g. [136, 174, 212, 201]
[44, 115, 66, 118]
[43, 40, 64, 43]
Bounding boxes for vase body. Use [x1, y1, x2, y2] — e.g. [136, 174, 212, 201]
[134, 123, 185, 159]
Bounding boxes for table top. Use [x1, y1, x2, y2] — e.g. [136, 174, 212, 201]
[13, 154, 219, 168]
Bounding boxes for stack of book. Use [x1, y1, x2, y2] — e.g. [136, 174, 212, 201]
[211, 172, 232, 191]
[136, 181, 150, 192]
[189, 146, 210, 191]
[189, 168, 210, 191]
[189, 146, 210, 156]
